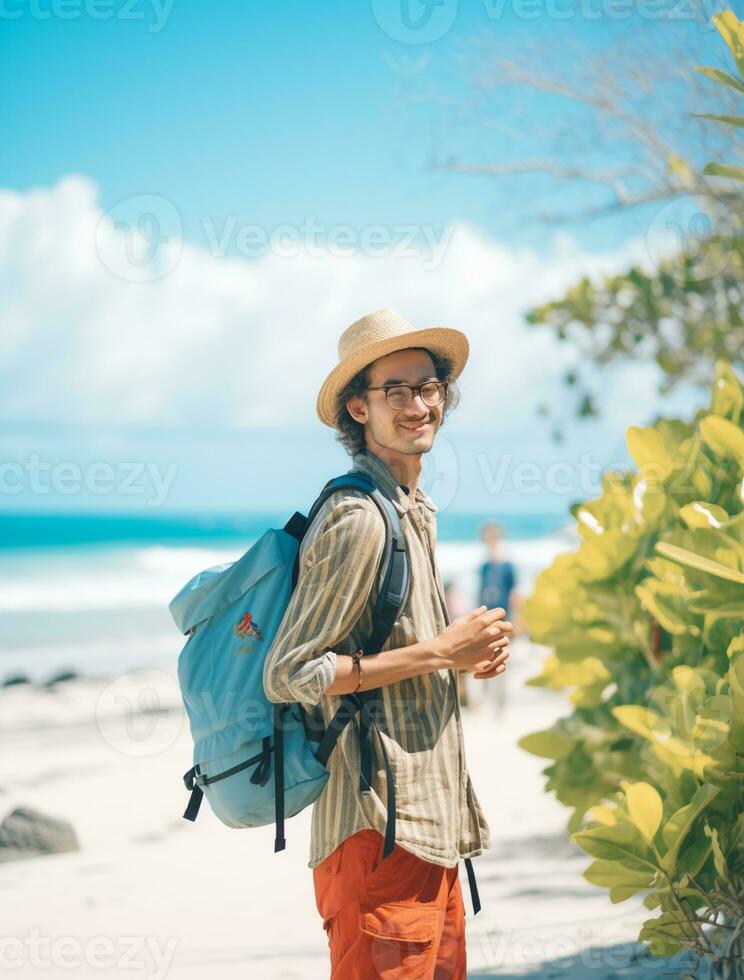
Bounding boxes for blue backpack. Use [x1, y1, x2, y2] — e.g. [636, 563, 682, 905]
[169, 469, 481, 914]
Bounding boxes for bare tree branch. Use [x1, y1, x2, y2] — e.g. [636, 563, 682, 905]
[430, 8, 744, 225]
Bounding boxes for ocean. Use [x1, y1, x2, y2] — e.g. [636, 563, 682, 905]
[0, 510, 579, 684]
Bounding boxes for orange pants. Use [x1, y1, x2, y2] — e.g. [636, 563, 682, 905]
[312, 828, 467, 979]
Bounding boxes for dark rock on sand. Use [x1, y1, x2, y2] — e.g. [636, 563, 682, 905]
[0, 806, 80, 863]
[42, 669, 80, 687]
[1, 673, 31, 688]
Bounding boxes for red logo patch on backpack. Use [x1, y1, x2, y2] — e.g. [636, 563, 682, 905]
[235, 611, 263, 641]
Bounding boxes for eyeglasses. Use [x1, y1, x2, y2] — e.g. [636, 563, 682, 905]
[365, 380, 448, 410]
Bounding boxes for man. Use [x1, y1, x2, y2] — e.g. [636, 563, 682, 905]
[263, 308, 512, 978]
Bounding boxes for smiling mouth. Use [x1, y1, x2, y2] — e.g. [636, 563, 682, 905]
[400, 422, 431, 432]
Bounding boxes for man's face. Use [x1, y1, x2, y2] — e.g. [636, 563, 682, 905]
[346, 348, 444, 456]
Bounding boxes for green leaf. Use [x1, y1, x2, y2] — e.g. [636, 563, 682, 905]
[677, 834, 713, 878]
[530, 653, 614, 692]
[692, 111, 744, 129]
[704, 824, 728, 882]
[679, 502, 729, 529]
[727, 634, 744, 661]
[575, 531, 639, 580]
[517, 729, 574, 760]
[710, 360, 743, 423]
[585, 804, 619, 827]
[660, 783, 720, 872]
[703, 161, 744, 182]
[639, 911, 691, 956]
[625, 782, 664, 844]
[712, 10, 744, 76]
[655, 542, 744, 584]
[669, 664, 707, 694]
[572, 823, 657, 871]
[609, 884, 648, 902]
[695, 65, 744, 96]
[636, 579, 695, 634]
[699, 415, 744, 463]
[688, 595, 744, 616]
[583, 858, 655, 890]
[725, 642, 744, 750]
[613, 705, 665, 740]
[626, 425, 673, 480]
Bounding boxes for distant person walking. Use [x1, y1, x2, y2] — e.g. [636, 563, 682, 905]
[478, 522, 517, 620]
[478, 522, 518, 712]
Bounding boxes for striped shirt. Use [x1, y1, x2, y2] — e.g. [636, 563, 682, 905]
[263, 447, 491, 870]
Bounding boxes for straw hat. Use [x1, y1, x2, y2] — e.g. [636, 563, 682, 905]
[316, 308, 469, 428]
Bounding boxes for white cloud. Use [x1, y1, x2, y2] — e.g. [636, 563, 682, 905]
[0, 173, 698, 443]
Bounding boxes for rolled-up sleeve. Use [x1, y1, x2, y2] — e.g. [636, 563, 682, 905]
[263, 493, 386, 708]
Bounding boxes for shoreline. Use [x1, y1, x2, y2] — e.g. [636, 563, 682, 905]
[0, 523, 579, 687]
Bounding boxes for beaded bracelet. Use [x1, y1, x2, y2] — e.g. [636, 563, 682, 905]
[351, 648, 364, 693]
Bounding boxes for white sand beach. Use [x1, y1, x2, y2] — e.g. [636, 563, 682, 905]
[0, 634, 697, 979]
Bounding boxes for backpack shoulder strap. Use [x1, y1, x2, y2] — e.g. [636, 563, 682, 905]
[284, 473, 377, 589]
[359, 485, 408, 655]
[286, 471, 410, 653]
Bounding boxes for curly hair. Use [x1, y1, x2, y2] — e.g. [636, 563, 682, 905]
[333, 347, 461, 457]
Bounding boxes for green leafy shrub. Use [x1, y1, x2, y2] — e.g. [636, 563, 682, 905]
[520, 361, 744, 971]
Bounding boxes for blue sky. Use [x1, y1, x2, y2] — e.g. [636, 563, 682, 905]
[0, 0, 728, 515]
[4, 0, 721, 248]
